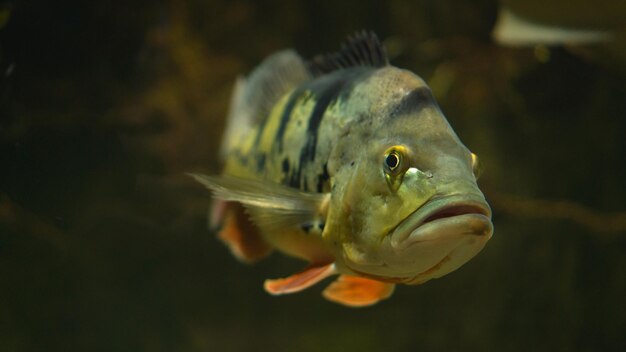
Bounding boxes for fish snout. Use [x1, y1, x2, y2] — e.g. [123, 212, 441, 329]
[378, 195, 493, 281]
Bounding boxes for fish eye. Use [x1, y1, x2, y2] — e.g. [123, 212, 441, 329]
[385, 151, 401, 172]
[471, 152, 482, 179]
[383, 148, 406, 175]
[383, 147, 408, 191]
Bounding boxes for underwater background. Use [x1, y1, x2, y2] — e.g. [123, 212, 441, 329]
[1, 1, 625, 351]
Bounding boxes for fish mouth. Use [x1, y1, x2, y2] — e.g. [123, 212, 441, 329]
[422, 204, 489, 223]
[390, 195, 492, 250]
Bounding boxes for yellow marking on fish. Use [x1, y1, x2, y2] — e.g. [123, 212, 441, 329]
[192, 31, 493, 307]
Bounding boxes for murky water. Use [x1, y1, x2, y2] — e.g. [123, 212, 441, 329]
[1, 1, 624, 351]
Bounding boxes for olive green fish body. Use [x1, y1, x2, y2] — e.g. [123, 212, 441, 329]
[192, 32, 493, 307]
[220, 67, 375, 261]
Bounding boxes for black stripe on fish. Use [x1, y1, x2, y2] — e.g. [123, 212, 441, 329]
[255, 153, 266, 171]
[252, 111, 270, 148]
[279, 67, 373, 190]
[390, 87, 437, 118]
[281, 157, 290, 173]
[288, 67, 375, 191]
[274, 88, 304, 152]
[233, 150, 249, 166]
[301, 80, 346, 162]
[289, 71, 360, 189]
[316, 162, 330, 193]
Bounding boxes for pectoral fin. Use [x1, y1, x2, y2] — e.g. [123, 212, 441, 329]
[189, 173, 329, 233]
[264, 263, 337, 295]
[322, 275, 395, 307]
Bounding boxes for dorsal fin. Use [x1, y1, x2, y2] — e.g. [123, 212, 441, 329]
[307, 30, 389, 76]
[220, 50, 310, 158]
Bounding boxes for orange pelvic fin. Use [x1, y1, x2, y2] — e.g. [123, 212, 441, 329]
[214, 200, 272, 263]
[264, 263, 337, 295]
[322, 275, 395, 307]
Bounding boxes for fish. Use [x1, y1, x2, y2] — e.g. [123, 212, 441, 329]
[190, 31, 493, 307]
[492, 6, 612, 46]
[492, 0, 626, 74]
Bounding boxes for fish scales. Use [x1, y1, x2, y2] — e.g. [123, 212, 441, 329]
[236, 67, 375, 193]
[191, 31, 493, 307]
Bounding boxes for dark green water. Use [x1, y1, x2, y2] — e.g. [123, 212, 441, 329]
[1, 1, 625, 351]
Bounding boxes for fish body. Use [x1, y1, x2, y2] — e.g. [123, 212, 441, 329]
[192, 32, 493, 307]
[492, 0, 626, 74]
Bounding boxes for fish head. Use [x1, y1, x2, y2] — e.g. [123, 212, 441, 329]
[325, 67, 493, 284]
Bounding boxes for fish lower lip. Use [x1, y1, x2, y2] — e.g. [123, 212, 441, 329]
[409, 213, 492, 242]
[422, 204, 489, 224]
[390, 197, 492, 248]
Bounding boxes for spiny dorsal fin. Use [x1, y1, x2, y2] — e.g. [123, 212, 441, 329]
[307, 30, 389, 76]
[220, 50, 310, 158]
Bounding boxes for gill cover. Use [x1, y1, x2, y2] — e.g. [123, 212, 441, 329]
[321, 65, 492, 281]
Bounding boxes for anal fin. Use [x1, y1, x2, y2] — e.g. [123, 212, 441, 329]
[264, 263, 336, 295]
[322, 275, 395, 307]
[216, 201, 272, 263]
